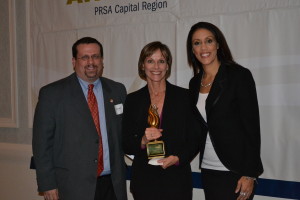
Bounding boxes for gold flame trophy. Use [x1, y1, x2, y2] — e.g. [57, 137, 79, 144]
[146, 104, 165, 159]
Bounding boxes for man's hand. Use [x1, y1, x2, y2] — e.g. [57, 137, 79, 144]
[43, 189, 59, 200]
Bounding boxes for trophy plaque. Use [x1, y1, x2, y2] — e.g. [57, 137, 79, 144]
[146, 104, 165, 159]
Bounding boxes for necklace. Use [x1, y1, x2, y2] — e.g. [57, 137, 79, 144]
[201, 73, 213, 88]
[201, 82, 213, 88]
[150, 90, 165, 107]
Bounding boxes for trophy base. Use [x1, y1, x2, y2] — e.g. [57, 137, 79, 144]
[147, 140, 165, 159]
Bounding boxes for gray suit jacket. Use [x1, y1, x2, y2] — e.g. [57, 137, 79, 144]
[32, 73, 127, 200]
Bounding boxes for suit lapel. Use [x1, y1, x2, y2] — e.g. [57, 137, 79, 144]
[100, 78, 114, 136]
[206, 64, 227, 116]
[137, 86, 151, 129]
[68, 73, 94, 124]
[160, 82, 173, 130]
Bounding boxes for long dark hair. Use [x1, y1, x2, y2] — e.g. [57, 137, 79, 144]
[186, 22, 236, 75]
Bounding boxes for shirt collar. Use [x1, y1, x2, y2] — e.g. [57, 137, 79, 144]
[77, 76, 100, 90]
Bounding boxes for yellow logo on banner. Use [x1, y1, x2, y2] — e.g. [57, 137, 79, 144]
[67, 0, 101, 5]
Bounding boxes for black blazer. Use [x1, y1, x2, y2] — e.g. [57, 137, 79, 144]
[122, 82, 200, 199]
[32, 73, 127, 200]
[189, 63, 263, 178]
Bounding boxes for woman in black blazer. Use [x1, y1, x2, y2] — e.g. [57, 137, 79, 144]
[187, 22, 263, 200]
[122, 41, 199, 200]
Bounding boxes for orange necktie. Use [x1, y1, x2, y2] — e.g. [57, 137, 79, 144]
[88, 84, 104, 176]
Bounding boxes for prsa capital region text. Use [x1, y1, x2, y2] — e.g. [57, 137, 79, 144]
[95, 0, 168, 15]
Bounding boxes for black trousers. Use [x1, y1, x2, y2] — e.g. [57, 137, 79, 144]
[201, 168, 256, 200]
[94, 175, 117, 200]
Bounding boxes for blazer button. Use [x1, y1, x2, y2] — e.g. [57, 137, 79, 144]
[94, 159, 98, 163]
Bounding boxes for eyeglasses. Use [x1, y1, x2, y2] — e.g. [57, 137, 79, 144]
[77, 54, 101, 61]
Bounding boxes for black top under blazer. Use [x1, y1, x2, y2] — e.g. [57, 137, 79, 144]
[122, 82, 200, 200]
[189, 63, 263, 178]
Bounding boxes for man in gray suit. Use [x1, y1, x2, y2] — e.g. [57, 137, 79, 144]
[32, 37, 127, 200]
